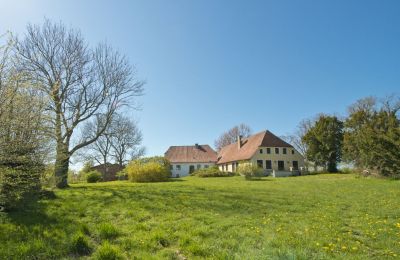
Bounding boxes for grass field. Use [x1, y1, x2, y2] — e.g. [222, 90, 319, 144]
[0, 174, 399, 259]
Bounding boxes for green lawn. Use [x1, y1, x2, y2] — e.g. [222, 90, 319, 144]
[1, 174, 399, 259]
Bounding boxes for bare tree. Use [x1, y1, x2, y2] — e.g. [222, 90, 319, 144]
[80, 115, 113, 167]
[14, 20, 144, 188]
[214, 123, 252, 151]
[110, 114, 145, 166]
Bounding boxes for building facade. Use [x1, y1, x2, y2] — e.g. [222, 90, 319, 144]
[217, 130, 305, 176]
[164, 144, 217, 177]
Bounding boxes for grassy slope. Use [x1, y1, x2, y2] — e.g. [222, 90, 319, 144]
[0, 174, 399, 259]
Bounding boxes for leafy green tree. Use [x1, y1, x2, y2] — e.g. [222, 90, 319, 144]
[343, 96, 400, 176]
[0, 34, 49, 210]
[302, 115, 344, 172]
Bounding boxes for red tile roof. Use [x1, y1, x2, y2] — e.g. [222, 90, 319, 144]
[217, 130, 292, 164]
[165, 144, 218, 163]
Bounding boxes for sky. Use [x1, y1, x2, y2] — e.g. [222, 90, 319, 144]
[1, 0, 399, 161]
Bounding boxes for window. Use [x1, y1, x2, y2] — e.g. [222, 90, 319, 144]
[176, 165, 181, 170]
[292, 149, 295, 154]
[278, 160, 284, 171]
[259, 149, 263, 154]
[283, 148, 287, 154]
[170, 165, 173, 170]
[266, 148, 271, 154]
[257, 160, 263, 168]
[197, 164, 201, 170]
[204, 165, 209, 169]
[292, 161, 299, 170]
[265, 160, 272, 169]
[275, 148, 279, 154]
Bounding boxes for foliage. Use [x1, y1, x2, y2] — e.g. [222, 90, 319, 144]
[302, 115, 344, 172]
[1, 175, 399, 259]
[237, 164, 264, 180]
[343, 96, 400, 177]
[214, 123, 252, 151]
[86, 171, 103, 183]
[70, 232, 91, 255]
[0, 166, 43, 210]
[126, 157, 170, 182]
[0, 37, 48, 208]
[115, 169, 128, 180]
[192, 166, 234, 177]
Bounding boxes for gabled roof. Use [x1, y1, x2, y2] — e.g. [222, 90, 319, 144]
[165, 144, 218, 163]
[217, 130, 293, 164]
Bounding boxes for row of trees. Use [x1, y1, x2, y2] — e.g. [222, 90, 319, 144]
[286, 96, 400, 176]
[1, 19, 144, 210]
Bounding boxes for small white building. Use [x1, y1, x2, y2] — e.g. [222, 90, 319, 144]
[164, 144, 217, 177]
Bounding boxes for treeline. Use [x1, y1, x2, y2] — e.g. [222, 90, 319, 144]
[286, 96, 400, 176]
[0, 19, 144, 210]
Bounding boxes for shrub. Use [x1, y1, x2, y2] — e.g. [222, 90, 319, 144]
[115, 169, 127, 180]
[192, 166, 234, 177]
[0, 165, 42, 210]
[237, 164, 264, 180]
[98, 223, 120, 240]
[86, 170, 102, 183]
[126, 157, 171, 183]
[94, 242, 123, 260]
[70, 232, 91, 255]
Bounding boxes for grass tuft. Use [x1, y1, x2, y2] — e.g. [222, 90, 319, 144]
[98, 223, 120, 240]
[70, 232, 91, 255]
[94, 242, 124, 260]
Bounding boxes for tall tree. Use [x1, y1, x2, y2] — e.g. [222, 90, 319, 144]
[14, 20, 144, 188]
[302, 115, 344, 172]
[343, 96, 400, 176]
[110, 115, 145, 166]
[0, 35, 50, 209]
[214, 123, 252, 151]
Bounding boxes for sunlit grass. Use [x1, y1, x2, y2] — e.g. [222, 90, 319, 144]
[0, 174, 399, 259]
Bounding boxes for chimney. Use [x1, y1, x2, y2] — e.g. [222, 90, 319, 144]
[195, 143, 199, 148]
[237, 135, 242, 149]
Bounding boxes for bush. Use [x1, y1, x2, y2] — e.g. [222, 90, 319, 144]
[70, 232, 91, 255]
[192, 166, 234, 177]
[0, 165, 42, 210]
[86, 170, 102, 183]
[126, 157, 171, 183]
[237, 164, 264, 180]
[94, 242, 123, 260]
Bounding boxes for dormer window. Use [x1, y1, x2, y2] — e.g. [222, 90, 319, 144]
[259, 149, 263, 154]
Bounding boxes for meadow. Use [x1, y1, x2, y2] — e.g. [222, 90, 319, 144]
[0, 174, 399, 259]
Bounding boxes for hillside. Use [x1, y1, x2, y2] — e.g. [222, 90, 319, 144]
[0, 174, 399, 259]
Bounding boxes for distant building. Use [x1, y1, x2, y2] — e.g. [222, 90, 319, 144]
[217, 130, 305, 177]
[165, 130, 305, 178]
[91, 163, 125, 181]
[164, 144, 218, 177]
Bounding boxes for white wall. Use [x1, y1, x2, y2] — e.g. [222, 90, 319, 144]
[171, 163, 215, 177]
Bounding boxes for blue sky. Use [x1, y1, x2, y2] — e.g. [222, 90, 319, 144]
[1, 0, 399, 159]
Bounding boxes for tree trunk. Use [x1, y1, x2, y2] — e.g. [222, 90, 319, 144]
[55, 141, 70, 188]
